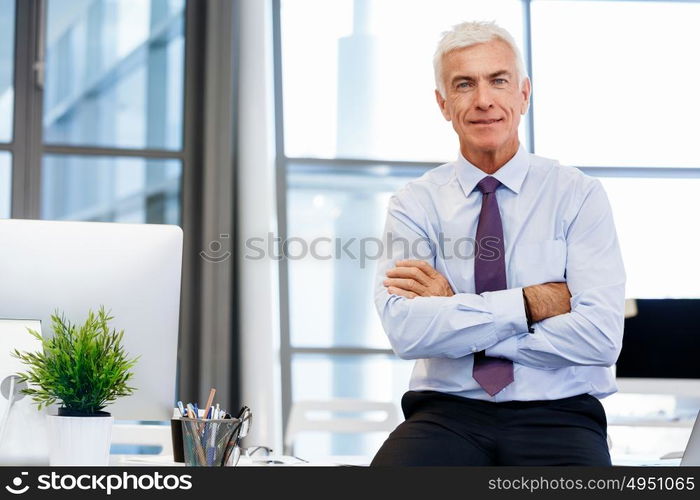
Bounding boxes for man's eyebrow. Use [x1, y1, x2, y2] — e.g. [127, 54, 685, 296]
[489, 70, 512, 79]
[451, 70, 512, 83]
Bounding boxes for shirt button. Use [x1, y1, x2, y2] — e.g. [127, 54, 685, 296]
[471, 347, 477, 353]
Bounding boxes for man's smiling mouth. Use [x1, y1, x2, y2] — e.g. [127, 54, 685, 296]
[469, 118, 503, 125]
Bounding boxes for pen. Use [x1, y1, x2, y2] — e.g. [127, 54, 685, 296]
[177, 401, 186, 417]
[187, 403, 196, 419]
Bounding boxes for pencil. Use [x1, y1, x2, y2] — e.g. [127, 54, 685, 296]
[204, 388, 216, 418]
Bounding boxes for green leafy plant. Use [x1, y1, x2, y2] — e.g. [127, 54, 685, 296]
[12, 306, 139, 415]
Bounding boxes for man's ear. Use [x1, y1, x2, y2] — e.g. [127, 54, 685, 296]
[435, 89, 451, 121]
[520, 77, 531, 115]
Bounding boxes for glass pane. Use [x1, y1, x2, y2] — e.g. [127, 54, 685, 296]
[44, 0, 186, 150]
[281, 0, 525, 162]
[0, 152, 11, 218]
[600, 176, 700, 300]
[532, 1, 700, 167]
[41, 155, 182, 224]
[291, 353, 413, 459]
[0, 0, 16, 142]
[286, 163, 423, 349]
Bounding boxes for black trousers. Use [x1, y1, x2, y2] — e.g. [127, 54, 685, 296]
[371, 390, 611, 466]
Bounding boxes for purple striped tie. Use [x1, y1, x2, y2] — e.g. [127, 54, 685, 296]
[472, 176, 514, 396]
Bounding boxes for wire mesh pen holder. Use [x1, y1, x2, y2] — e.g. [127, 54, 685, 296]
[181, 417, 243, 467]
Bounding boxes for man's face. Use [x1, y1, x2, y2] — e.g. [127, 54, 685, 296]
[435, 39, 530, 156]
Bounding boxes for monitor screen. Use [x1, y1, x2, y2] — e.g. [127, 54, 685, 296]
[617, 299, 700, 379]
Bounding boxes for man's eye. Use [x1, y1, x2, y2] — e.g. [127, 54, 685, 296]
[457, 81, 473, 89]
[493, 78, 508, 85]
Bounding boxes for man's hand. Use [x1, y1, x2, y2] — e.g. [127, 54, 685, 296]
[383, 260, 454, 299]
[523, 282, 572, 323]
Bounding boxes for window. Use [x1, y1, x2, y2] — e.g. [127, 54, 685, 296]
[284, 163, 419, 455]
[0, 0, 15, 142]
[0, 152, 10, 218]
[40, 0, 186, 224]
[281, 0, 525, 162]
[277, 0, 700, 459]
[0, 0, 15, 217]
[598, 176, 700, 299]
[287, 164, 417, 350]
[278, 0, 527, 457]
[41, 155, 181, 223]
[531, 0, 700, 167]
[3, 0, 240, 436]
[292, 352, 413, 457]
[43, 0, 185, 151]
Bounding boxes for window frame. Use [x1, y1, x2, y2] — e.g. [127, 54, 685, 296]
[273, 0, 700, 445]
[9, 0, 190, 221]
[3, 0, 241, 414]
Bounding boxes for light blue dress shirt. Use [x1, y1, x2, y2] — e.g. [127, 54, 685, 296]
[374, 144, 626, 401]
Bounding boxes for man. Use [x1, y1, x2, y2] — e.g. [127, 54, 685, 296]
[371, 21, 625, 466]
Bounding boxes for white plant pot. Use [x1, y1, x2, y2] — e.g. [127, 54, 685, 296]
[47, 414, 113, 466]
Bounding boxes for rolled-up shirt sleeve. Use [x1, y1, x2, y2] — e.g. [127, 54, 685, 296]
[375, 192, 530, 360]
[485, 178, 626, 369]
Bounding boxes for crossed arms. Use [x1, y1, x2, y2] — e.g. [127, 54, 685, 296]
[374, 180, 626, 370]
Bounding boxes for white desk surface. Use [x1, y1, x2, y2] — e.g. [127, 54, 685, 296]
[112, 454, 681, 467]
[111, 454, 371, 467]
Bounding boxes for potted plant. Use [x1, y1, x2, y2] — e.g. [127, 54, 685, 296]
[12, 307, 138, 465]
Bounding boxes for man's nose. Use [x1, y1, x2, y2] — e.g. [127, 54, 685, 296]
[474, 84, 494, 110]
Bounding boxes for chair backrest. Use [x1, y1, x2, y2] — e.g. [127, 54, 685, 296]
[284, 399, 399, 455]
[111, 424, 173, 456]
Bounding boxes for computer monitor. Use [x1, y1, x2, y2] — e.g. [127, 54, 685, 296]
[0, 319, 47, 464]
[616, 299, 700, 398]
[0, 219, 182, 420]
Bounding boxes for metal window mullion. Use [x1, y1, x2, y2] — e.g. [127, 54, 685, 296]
[272, 0, 294, 445]
[11, 0, 44, 219]
[42, 144, 185, 160]
[578, 166, 700, 178]
[285, 156, 439, 170]
[290, 347, 395, 357]
[523, 0, 535, 154]
[285, 157, 700, 178]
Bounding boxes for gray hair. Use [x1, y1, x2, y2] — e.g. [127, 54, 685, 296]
[434, 21, 528, 96]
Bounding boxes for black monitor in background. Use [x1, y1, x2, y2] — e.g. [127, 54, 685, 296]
[617, 299, 700, 379]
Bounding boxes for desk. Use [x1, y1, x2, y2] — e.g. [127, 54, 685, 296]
[112, 454, 372, 466]
[113, 454, 680, 467]
[612, 455, 681, 467]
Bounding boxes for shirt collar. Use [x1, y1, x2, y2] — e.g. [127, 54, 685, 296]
[455, 144, 530, 197]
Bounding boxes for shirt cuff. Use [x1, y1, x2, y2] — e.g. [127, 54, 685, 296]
[482, 287, 530, 341]
[485, 333, 520, 360]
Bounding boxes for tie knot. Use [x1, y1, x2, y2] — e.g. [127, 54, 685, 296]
[477, 176, 501, 195]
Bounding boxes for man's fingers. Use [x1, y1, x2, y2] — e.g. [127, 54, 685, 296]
[385, 266, 431, 286]
[383, 277, 424, 294]
[387, 286, 417, 299]
[396, 259, 439, 279]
